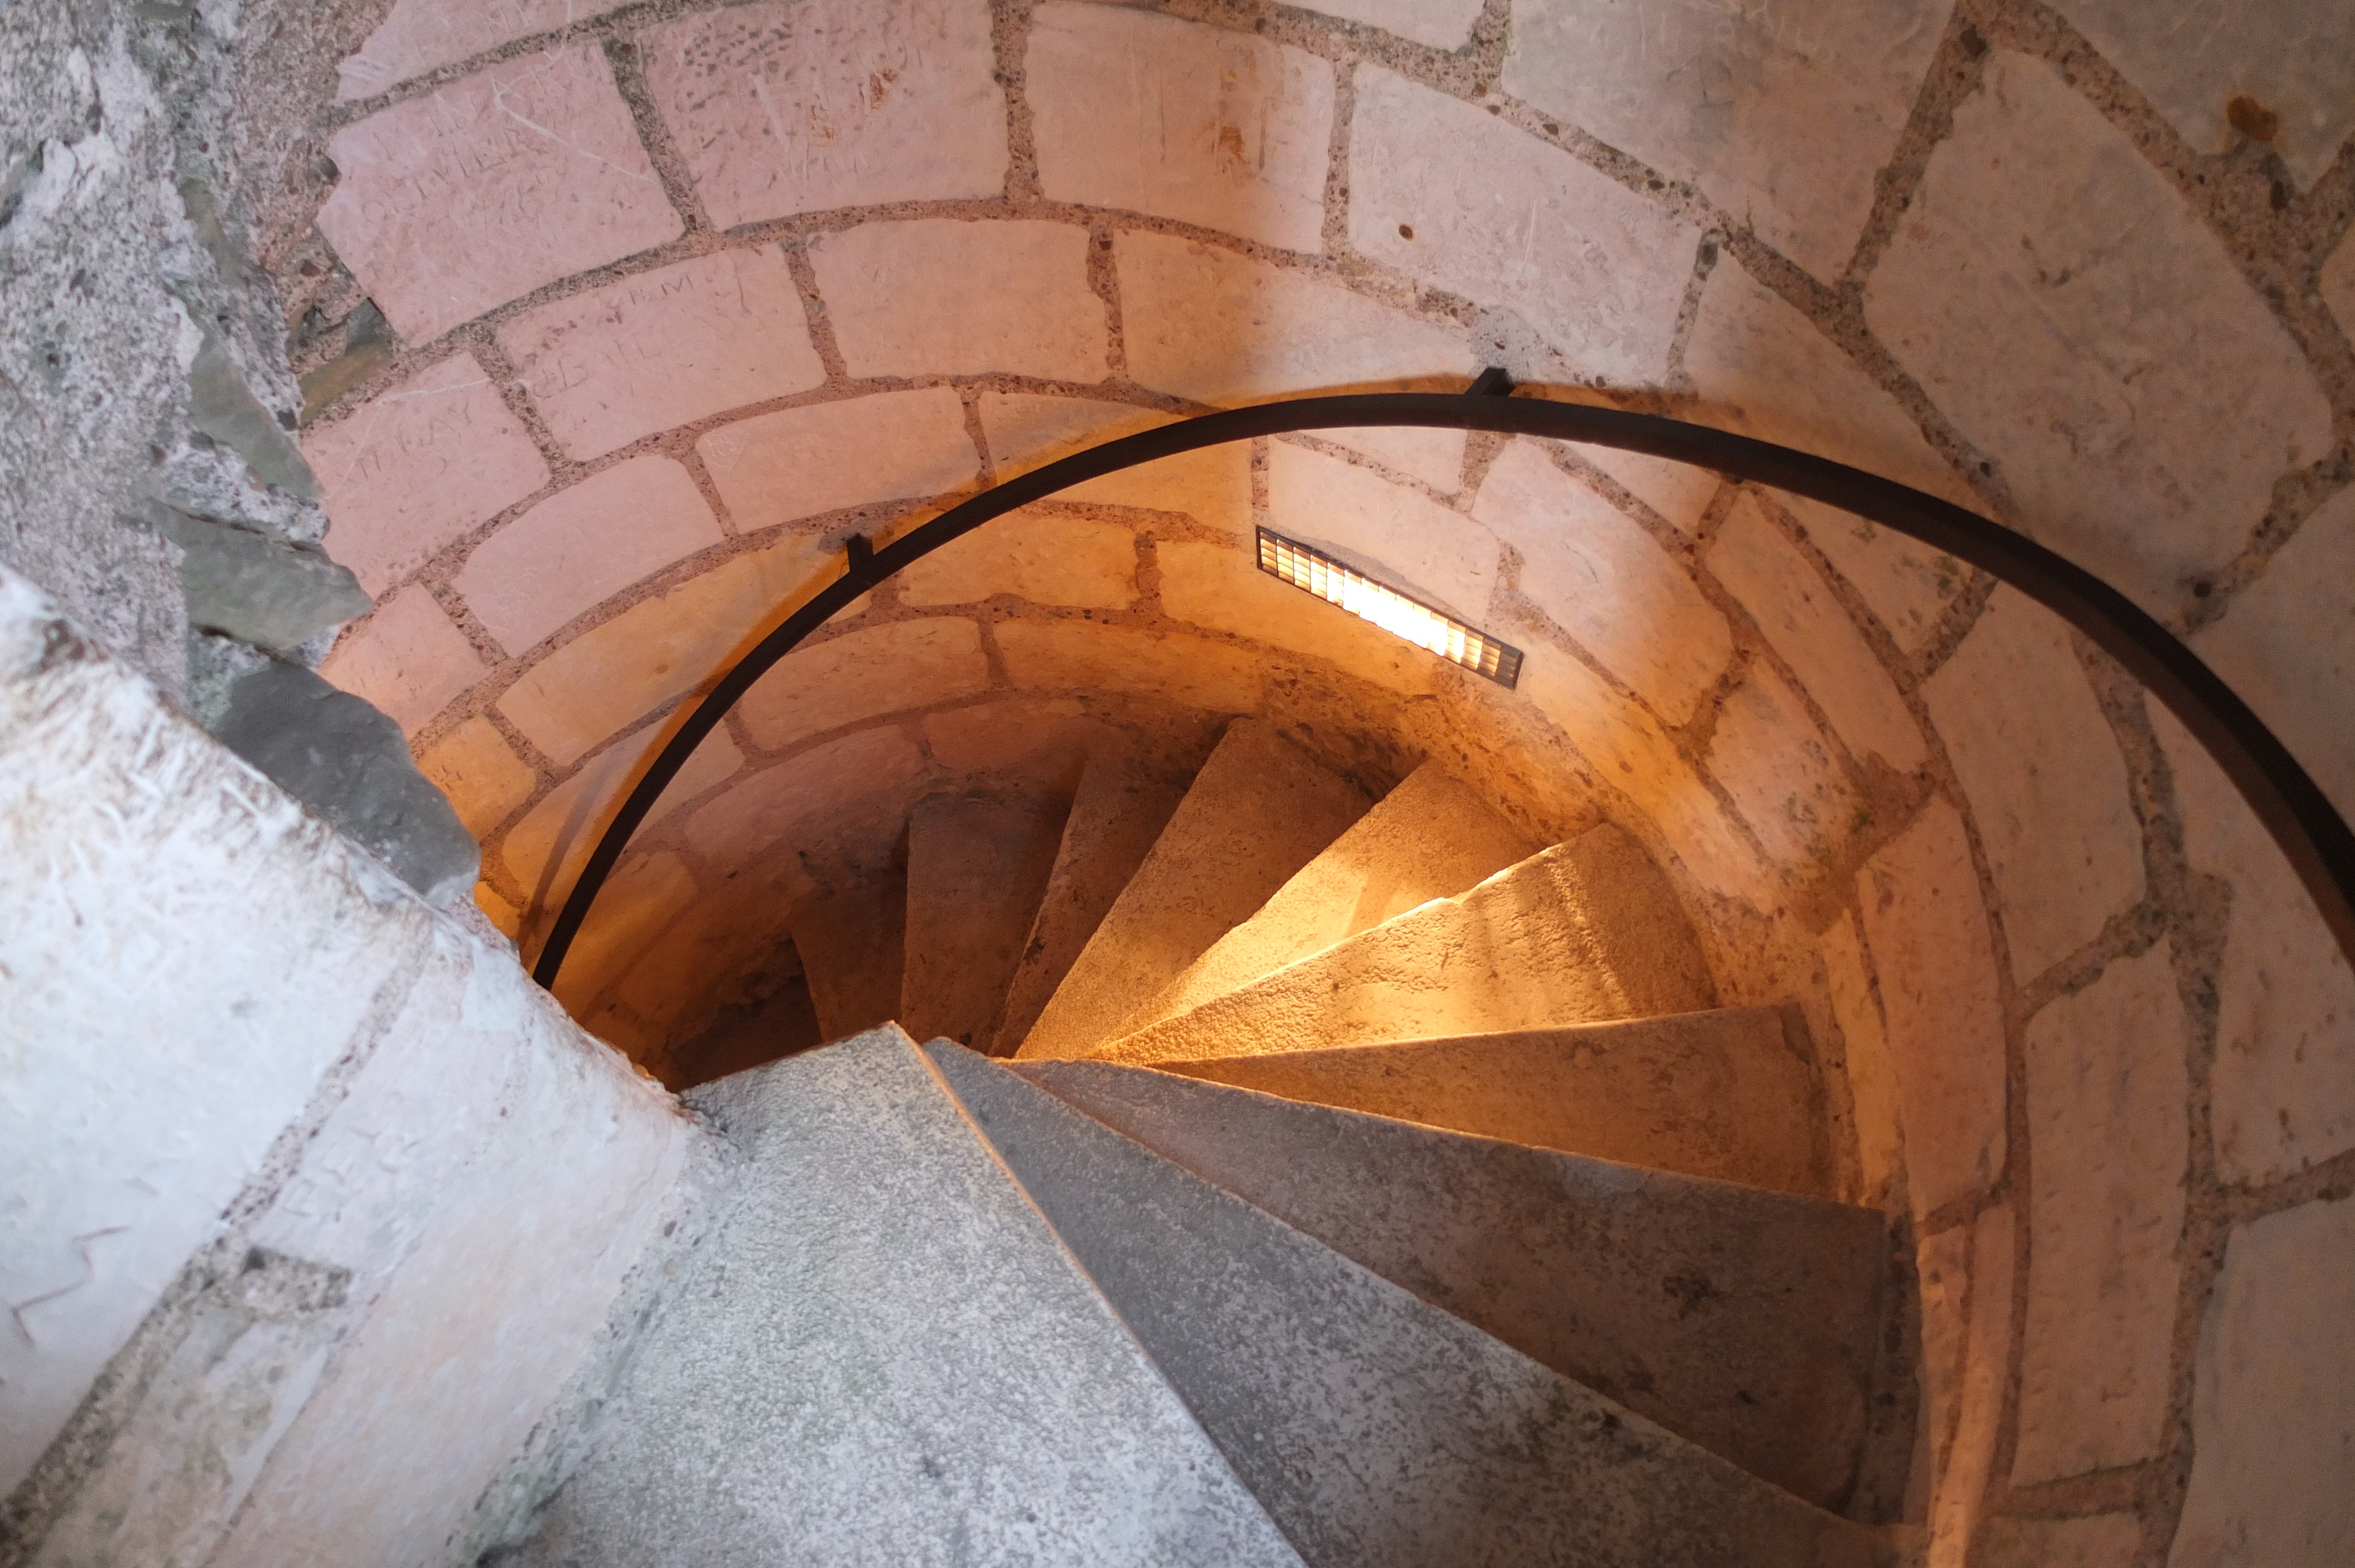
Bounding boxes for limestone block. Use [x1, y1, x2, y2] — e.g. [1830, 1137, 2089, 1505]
[1348, 67, 1697, 383]
[2168, 1195, 2355, 1566]
[1297, 426, 1467, 491]
[1118, 231, 1476, 403]
[2193, 482, 2355, 823]
[1502, 0, 1949, 281]
[977, 393, 1252, 527]
[1929, 1204, 2016, 1568]
[2050, 0, 2355, 188]
[319, 45, 684, 343]
[681, 726, 929, 868]
[1475, 440, 1730, 725]
[920, 695, 1100, 778]
[1029, 6, 1333, 253]
[496, 247, 826, 461]
[1710, 494, 1925, 770]
[336, 0, 636, 98]
[1780, 491, 1967, 656]
[996, 619, 1262, 715]
[790, 876, 913, 1042]
[320, 584, 486, 732]
[2326, 230, 2355, 340]
[304, 352, 551, 596]
[1296, 0, 1483, 49]
[1912, 1222, 1972, 1479]
[811, 219, 1108, 381]
[1923, 590, 2142, 979]
[1706, 665, 1861, 872]
[1568, 443, 1723, 535]
[1855, 800, 2006, 1218]
[551, 850, 704, 1015]
[2014, 946, 2190, 1484]
[1867, 53, 2332, 615]
[457, 457, 724, 655]
[902, 791, 1071, 1049]
[500, 726, 743, 914]
[1267, 440, 1499, 622]
[1976, 1514, 2142, 1568]
[1821, 912, 1903, 1201]
[495, 533, 837, 763]
[2152, 704, 2355, 1185]
[734, 617, 990, 752]
[898, 511, 1137, 610]
[419, 715, 539, 839]
[1156, 538, 1439, 696]
[641, 0, 1007, 230]
[698, 387, 980, 531]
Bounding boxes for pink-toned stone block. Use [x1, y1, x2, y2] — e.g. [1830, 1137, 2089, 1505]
[456, 456, 724, 655]
[697, 388, 980, 531]
[319, 45, 684, 343]
[733, 618, 991, 753]
[337, 0, 635, 99]
[1568, 444, 1722, 536]
[641, 1, 1006, 230]
[497, 247, 825, 461]
[417, 715, 539, 838]
[500, 726, 743, 916]
[977, 393, 1252, 529]
[1706, 665, 1861, 871]
[899, 511, 1137, 610]
[996, 620, 1261, 716]
[1780, 491, 1968, 656]
[304, 353, 551, 596]
[1270, 441, 1498, 625]
[683, 726, 930, 866]
[1298, 0, 1484, 49]
[320, 584, 487, 732]
[811, 220, 1108, 381]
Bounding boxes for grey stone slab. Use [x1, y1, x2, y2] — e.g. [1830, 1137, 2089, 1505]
[926, 1042, 1895, 1568]
[900, 788, 1070, 1050]
[147, 503, 370, 654]
[517, 1027, 1304, 1568]
[1013, 1057, 1893, 1509]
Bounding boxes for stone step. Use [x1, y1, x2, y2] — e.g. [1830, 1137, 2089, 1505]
[926, 1042, 1894, 1568]
[900, 788, 1071, 1051]
[1117, 759, 1541, 1037]
[1016, 717, 1369, 1060]
[1011, 1057, 1897, 1510]
[1096, 823, 1717, 1069]
[514, 1028, 1305, 1567]
[1153, 1006, 1835, 1198]
[787, 869, 907, 1042]
[991, 753, 1188, 1056]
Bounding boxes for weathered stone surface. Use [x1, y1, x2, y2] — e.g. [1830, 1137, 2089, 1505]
[420, 714, 540, 839]
[1155, 539, 1441, 696]
[919, 693, 1103, 778]
[2169, 1195, 2355, 1566]
[503, 727, 744, 915]
[1929, 1204, 2015, 1568]
[337, 0, 637, 98]
[734, 618, 990, 752]
[698, 387, 980, 531]
[320, 584, 486, 732]
[1299, 0, 1484, 48]
[1502, 0, 1949, 281]
[1707, 665, 1862, 873]
[1820, 912, 1903, 1202]
[1118, 231, 1476, 403]
[1349, 67, 1697, 383]
[1855, 800, 2006, 1218]
[1912, 1221, 1973, 1496]
[1029, 5, 1332, 253]
[1780, 491, 1968, 656]
[319, 45, 683, 343]
[1270, 440, 1498, 620]
[641, 0, 1007, 230]
[2326, 231, 2355, 341]
[811, 218, 1108, 380]
[681, 725, 927, 869]
[548, 849, 705, 1018]
[496, 247, 826, 461]
[995, 619, 1262, 715]
[1711, 494, 1925, 770]
[898, 510, 1137, 609]
[304, 352, 552, 596]
[977, 393, 1252, 526]
[788, 876, 911, 1044]
[1976, 1514, 2143, 1568]
[1476, 440, 1731, 724]
[185, 332, 320, 500]
[2014, 946, 2190, 1484]
[1570, 443, 1723, 536]
[1301, 426, 1469, 492]
[457, 457, 724, 655]
[902, 791, 1070, 1049]
[1924, 590, 2143, 979]
[153, 507, 372, 655]
[1868, 52, 2333, 614]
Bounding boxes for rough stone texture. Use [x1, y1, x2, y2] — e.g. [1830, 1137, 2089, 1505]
[789, 878, 911, 1044]
[678, 725, 927, 869]
[1018, 717, 1369, 1058]
[1299, 0, 1483, 49]
[1820, 912, 1903, 1203]
[1019, 1057, 1887, 1507]
[1928, 1204, 2016, 1568]
[1975, 1513, 2144, 1568]
[1570, 444, 1723, 536]
[1924, 590, 2143, 979]
[734, 617, 990, 752]
[1855, 800, 2006, 1218]
[455, 455, 725, 654]
[1502, 0, 1949, 282]
[2326, 231, 2355, 342]
[520, 1029, 1302, 1567]
[1106, 826, 1719, 1068]
[697, 387, 980, 531]
[1349, 67, 1697, 383]
[419, 713, 540, 839]
[640, 0, 1007, 230]
[928, 1044, 1893, 1568]
[1477, 440, 1732, 725]
[1781, 492, 1968, 657]
[152, 507, 372, 655]
[1269, 440, 1498, 622]
[977, 394, 1252, 526]
[319, 583, 486, 730]
[1305, 425, 1468, 492]
[504, 726, 743, 919]
[810, 219, 1108, 381]
[2168, 1195, 2355, 1567]
[2014, 946, 2190, 1484]
[304, 351, 552, 596]
[317, 44, 684, 343]
[900, 790, 1070, 1050]
[496, 246, 827, 461]
[1868, 52, 2334, 615]
[1029, 6, 1333, 254]
[898, 511, 1137, 609]
[1706, 666, 1862, 874]
[995, 619, 1263, 716]
[337, 0, 639, 99]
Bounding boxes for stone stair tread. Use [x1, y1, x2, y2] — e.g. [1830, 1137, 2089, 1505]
[1117, 759, 1541, 1037]
[1011, 1055, 1892, 1509]
[1095, 823, 1717, 1071]
[924, 1041, 1895, 1568]
[515, 1027, 1304, 1568]
[1016, 717, 1369, 1060]
[900, 788, 1071, 1051]
[787, 871, 908, 1043]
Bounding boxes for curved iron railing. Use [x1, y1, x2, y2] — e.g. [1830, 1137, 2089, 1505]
[533, 384, 2355, 987]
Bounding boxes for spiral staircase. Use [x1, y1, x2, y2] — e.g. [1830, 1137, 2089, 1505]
[509, 716, 1914, 1566]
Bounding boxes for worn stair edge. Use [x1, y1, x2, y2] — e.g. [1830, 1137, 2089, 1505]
[1097, 823, 1717, 1069]
[1012, 1056, 1897, 1510]
[901, 789, 1072, 1050]
[787, 871, 908, 1044]
[512, 1026, 1305, 1568]
[926, 1041, 1895, 1568]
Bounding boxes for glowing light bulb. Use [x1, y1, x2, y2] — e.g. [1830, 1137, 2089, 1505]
[1257, 527, 1523, 688]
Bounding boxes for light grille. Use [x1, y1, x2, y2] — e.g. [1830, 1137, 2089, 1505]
[1257, 527, 1523, 688]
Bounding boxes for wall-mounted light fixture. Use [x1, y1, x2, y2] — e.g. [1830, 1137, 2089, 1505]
[1257, 526, 1524, 689]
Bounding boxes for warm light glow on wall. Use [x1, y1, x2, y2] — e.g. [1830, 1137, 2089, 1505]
[1258, 527, 1523, 688]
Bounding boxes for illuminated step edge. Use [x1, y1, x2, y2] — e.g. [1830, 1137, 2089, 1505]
[1257, 527, 1524, 689]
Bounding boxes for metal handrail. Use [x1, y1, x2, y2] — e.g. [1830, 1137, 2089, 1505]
[533, 385, 2355, 986]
